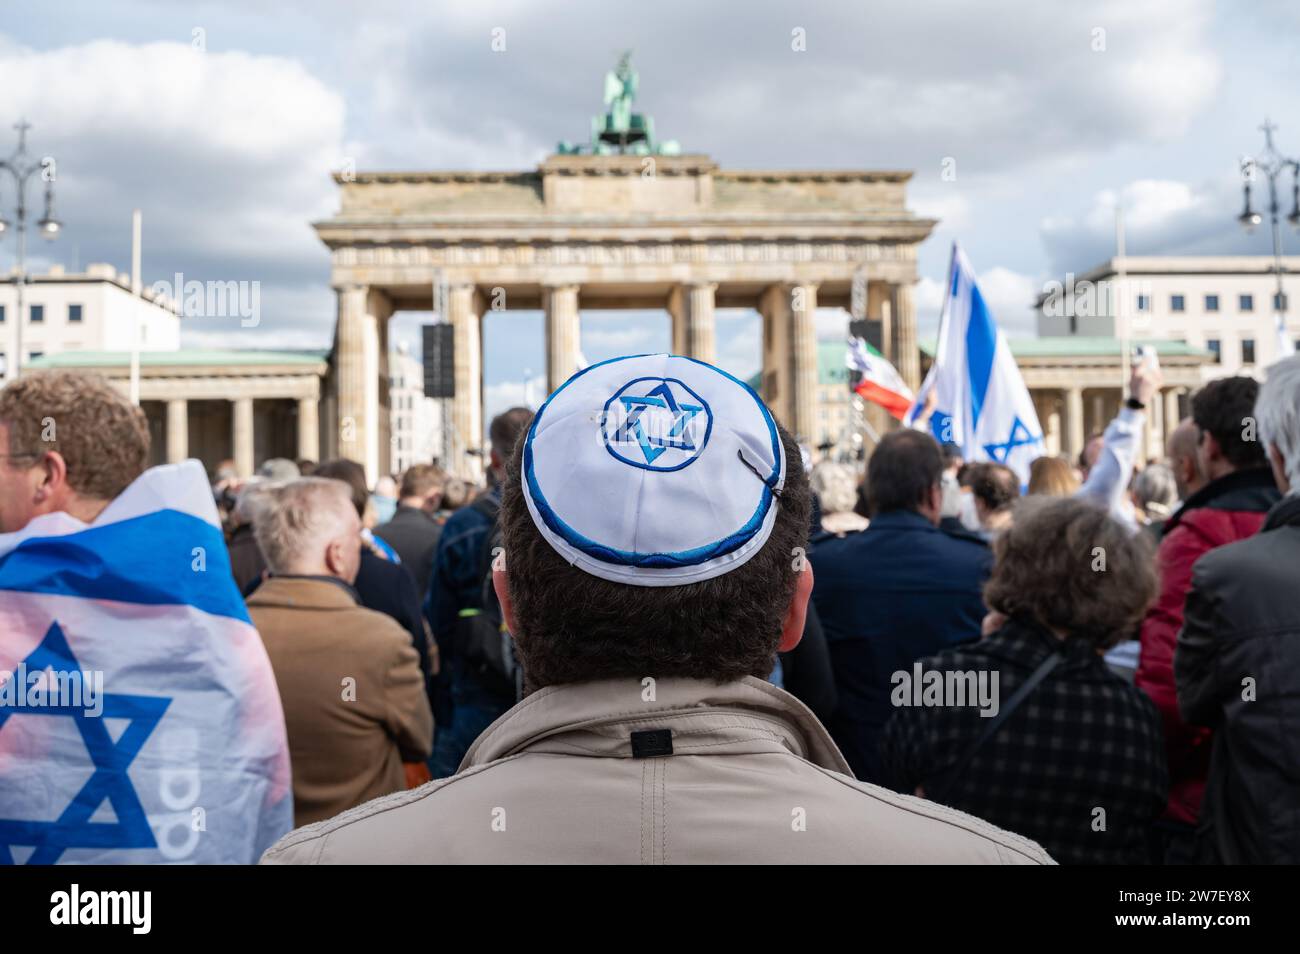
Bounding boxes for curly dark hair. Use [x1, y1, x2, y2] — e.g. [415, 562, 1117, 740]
[983, 496, 1156, 649]
[499, 422, 812, 689]
[1191, 375, 1266, 469]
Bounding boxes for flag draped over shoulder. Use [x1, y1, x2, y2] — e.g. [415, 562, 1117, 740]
[846, 337, 914, 420]
[908, 243, 1045, 484]
[0, 461, 292, 864]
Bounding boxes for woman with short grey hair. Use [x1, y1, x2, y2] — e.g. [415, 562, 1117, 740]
[1132, 462, 1179, 525]
[810, 460, 868, 534]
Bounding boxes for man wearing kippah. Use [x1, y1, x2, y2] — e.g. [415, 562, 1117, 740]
[261, 355, 1051, 865]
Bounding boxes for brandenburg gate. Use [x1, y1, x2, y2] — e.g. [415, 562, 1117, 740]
[314, 60, 936, 480]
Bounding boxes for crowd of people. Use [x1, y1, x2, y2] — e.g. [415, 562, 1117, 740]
[2, 351, 1299, 865]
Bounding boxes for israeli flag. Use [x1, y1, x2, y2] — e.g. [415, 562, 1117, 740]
[0, 461, 292, 864]
[909, 243, 1045, 484]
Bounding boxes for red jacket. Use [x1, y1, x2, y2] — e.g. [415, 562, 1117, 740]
[1136, 467, 1279, 825]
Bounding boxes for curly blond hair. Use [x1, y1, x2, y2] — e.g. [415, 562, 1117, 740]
[0, 371, 150, 500]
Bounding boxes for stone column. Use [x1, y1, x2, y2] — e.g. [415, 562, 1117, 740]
[1045, 399, 1062, 457]
[891, 282, 921, 391]
[858, 283, 894, 445]
[297, 397, 319, 461]
[232, 396, 254, 478]
[669, 282, 717, 363]
[668, 287, 686, 355]
[336, 284, 371, 476]
[165, 398, 188, 464]
[791, 282, 819, 443]
[759, 285, 792, 426]
[334, 285, 392, 484]
[1164, 388, 1181, 433]
[544, 284, 581, 395]
[448, 282, 484, 480]
[866, 282, 893, 358]
[1065, 387, 1085, 462]
[1090, 393, 1105, 436]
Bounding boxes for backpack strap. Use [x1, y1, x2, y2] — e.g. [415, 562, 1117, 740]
[925, 649, 1063, 804]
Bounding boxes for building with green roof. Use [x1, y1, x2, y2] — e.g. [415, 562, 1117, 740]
[25, 349, 329, 476]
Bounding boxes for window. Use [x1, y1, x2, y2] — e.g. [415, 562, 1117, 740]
[1206, 338, 1221, 364]
[1170, 295, 1185, 312]
[1275, 293, 1289, 312]
[0, 304, 5, 323]
[1205, 294, 1219, 312]
[68, 303, 83, 323]
[1242, 339, 1256, 365]
[1069, 314, 1078, 334]
[1136, 294, 1150, 312]
[1240, 293, 1254, 312]
[29, 304, 43, 323]
[28, 351, 43, 361]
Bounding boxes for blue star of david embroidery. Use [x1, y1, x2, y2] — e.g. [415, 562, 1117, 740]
[0, 622, 171, 865]
[984, 416, 1042, 464]
[615, 382, 704, 465]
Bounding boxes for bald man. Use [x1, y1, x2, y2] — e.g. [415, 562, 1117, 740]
[1167, 418, 1205, 502]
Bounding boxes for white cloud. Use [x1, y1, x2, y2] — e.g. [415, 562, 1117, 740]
[977, 267, 1040, 337]
[0, 37, 346, 345]
[1039, 176, 1267, 275]
[914, 268, 1038, 339]
[485, 373, 546, 421]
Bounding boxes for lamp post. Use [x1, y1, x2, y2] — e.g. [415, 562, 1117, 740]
[0, 119, 61, 381]
[1239, 119, 1300, 358]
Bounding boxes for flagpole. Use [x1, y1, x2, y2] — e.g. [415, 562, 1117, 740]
[910, 242, 958, 417]
[857, 398, 881, 447]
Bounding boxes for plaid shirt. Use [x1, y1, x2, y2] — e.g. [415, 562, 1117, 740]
[881, 618, 1167, 864]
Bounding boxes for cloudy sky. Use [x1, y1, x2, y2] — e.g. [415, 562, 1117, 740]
[5, 0, 1300, 417]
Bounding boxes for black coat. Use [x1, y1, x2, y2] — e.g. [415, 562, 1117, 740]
[809, 509, 992, 782]
[882, 618, 1167, 864]
[1176, 491, 1300, 864]
[354, 549, 436, 712]
[374, 506, 443, 604]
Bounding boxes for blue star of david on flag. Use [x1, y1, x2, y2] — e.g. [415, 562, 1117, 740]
[615, 382, 704, 465]
[983, 415, 1042, 464]
[0, 622, 171, 865]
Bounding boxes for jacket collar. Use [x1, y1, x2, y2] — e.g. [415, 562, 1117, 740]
[246, 574, 359, 609]
[992, 616, 1099, 668]
[463, 676, 852, 774]
[866, 508, 937, 532]
[1263, 491, 1300, 532]
[1166, 466, 1279, 532]
[392, 504, 437, 525]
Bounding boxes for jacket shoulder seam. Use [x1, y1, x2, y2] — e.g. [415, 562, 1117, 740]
[807, 763, 1050, 863]
[261, 754, 529, 860]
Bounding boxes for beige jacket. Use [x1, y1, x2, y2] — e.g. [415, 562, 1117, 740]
[248, 576, 434, 827]
[261, 676, 1052, 864]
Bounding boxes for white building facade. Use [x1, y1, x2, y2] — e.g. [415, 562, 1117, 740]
[389, 343, 445, 477]
[1037, 255, 1300, 379]
[0, 263, 180, 380]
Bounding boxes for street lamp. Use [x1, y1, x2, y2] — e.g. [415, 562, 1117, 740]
[1239, 119, 1299, 357]
[0, 119, 61, 380]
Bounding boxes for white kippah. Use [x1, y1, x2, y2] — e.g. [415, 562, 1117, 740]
[521, 354, 786, 587]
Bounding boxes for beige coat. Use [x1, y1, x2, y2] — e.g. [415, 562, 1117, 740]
[248, 576, 433, 827]
[261, 676, 1052, 864]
